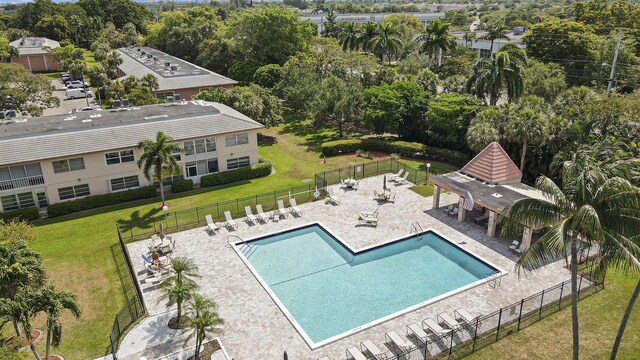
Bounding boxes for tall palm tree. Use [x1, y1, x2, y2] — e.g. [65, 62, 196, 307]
[0, 241, 45, 338]
[371, 23, 403, 65]
[35, 284, 81, 360]
[358, 21, 379, 55]
[102, 50, 123, 79]
[337, 22, 362, 52]
[466, 42, 526, 105]
[463, 30, 476, 48]
[88, 65, 109, 105]
[465, 118, 500, 153]
[501, 152, 640, 360]
[503, 108, 548, 172]
[137, 131, 183, 207]
[481, 24, 509, 52]
[0, 289, 40, 359]
[417, 19, 456, 67]
[139, 74, 159, 93]
[183, 294, 224, 359]
[159, 257, 201, 327]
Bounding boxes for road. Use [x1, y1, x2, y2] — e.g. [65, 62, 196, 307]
[41, 79, 98, 117]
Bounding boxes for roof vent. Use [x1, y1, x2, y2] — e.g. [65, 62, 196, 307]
[170, 65, 178, 71]
[112, 100, 121, 108]
[165, 62, 171, 67]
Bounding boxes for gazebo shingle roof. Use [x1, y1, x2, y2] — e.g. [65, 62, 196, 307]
[461, 142, 522, 184]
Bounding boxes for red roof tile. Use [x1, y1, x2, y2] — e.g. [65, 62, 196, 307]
[461, 142, 522, 184]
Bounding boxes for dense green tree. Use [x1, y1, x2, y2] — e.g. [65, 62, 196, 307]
[195, 85, 283, 127]
[137, 131, 183, 207]
[573, 0, 640, 54]
[275, 57, 319, 116]
[522, 59, 567, 102]
[0, 64, 58, 116]
[0, 220, 36, 245]
[15, 0, 56, 32]
[77, 0, 150, 32]
[467, 42, 526, 105]
[414, 69, 439, 94]
[417, 19, 456, 67]
[196, 37, 239, 77]
[443, 75, 468, 93]
[0, 37, 18, 62]
[101, 50, 123, 80]
[503, 107, 548, 171]
[222, 5, 314, 66]
[253, 64, 282, 88]
[34, 15, 69, 40]
[311, 75, 363, 137]
[363, 84, 402, 135]
[426, 93, 480, 150]
[465, 107, 501, 153]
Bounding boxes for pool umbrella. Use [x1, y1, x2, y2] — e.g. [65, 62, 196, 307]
[383, 175, 387, 191]
[158, 223, 164, 239]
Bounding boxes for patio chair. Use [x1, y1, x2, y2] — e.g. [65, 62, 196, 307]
[205, 214, 219, 235]
[513, 243, 526, 254]
[509, 240, 520, 251]
[422, 318, 453, 338]
[373, 190, 385, 201]
[346, 346, 367, 360]
[255, 204, 270, 222]
[357, 211, 379, 226]
[396, 172, 410, 185]
[438, 312, 462, 330]
[325, 187, 341, 205]
[360, 339, 384, 359]
[159, 235, 174, 253]
[289, 198, 303, 216]
[387, 192, 396, 203]
[142, 254, 171, 268]
[407, 322, 429, 345]
[442, 204, 454, 214]
[277, 200, 290, 218]
[454, 308, 482, 329]
[385, 330, 410, 351]
[353, 180, 360, 190]
[361, 206, 381, 218]
[244, 206, 258, 224]
[474, 209, 490, 223]
[388, 168, 404, 181]
[449, 207, 459, 216]
[224, 211, 238, 230]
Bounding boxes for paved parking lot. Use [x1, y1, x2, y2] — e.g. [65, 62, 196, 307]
[42, 79, 99, 116]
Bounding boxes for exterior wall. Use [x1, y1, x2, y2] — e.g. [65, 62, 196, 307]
[11, 54, 59, 72]
[154, 84, 236, 100]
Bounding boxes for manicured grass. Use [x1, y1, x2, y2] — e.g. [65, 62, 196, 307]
[43, 71, 63, 80]
[463, 269, 640, 360]
[83, 50, 99, 69]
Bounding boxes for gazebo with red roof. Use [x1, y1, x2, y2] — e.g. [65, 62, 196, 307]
[428, 142, 546, 249]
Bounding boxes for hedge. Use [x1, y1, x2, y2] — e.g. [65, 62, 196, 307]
[0, 207, 40, 221]
[171, 179, 194, 193]
[321, 139, 469, 166]
[47, 186, 157, 218]
[201, 159, 272, 188]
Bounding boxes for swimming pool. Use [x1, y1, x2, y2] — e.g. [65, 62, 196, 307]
[236, 223, 502, 348]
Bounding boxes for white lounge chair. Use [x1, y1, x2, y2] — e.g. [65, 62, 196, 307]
[289, 198, 303, 216]
[224, 211, 238, 230]
[353, 180, 360, 190]
[326, 187, 341, 205]
[346, 346, 367, 360]
[277, 200, 290, 218]
[423, 318, 453, 338]
[454, 308, 482, 329]
[358, 209, 379, 226]
[513, 244, 526, 254]
[438, 312, 462, 330]
[385, 330, 410, 351]
[509, 240, 520, 251]
[205, 214, 219, 235]
[388, 168, 404, 181]
[396, 172, 410, 185]
[360, 340, 384, 359]
[407, 322, 429, 344]
[255, 204, 269, 222]
[244, 206, 258, 224]
[474, 209, 490, 223]
[442, 204, 454, 213]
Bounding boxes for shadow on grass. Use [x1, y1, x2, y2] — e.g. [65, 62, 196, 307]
[116, 207, 162, 233]
[257, 133, 277, 146]
[280, 121, 339, 153]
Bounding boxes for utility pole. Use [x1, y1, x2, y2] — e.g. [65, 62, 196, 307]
[607, 31, 623, 96]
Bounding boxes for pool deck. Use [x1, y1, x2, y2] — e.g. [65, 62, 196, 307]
[122, 175, 571, 360]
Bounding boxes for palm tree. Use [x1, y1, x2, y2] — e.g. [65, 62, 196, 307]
[371, 23, 403, 65]
[503, 108, 548, 172]
[35, 284, 81, 360]
[0, 241, 45, 338]
[102, 50, 123, 79]
[358, 21, 379, 55]
[139, 74, 159, 93]
[338, 22, 361, 52]
[88, 65, 109, 105]
[159, 257, 201, 327]
[183, 294, 224, 359]
[481, 24, 509, 52]
[137, 131, 183, 207]
[466, 42, 526, 105]
[465, 119, 500, 153]
[501, 151, 640, 360]
[107, 80, 125, 101]
[0, 289, 40, 359]
[463, 30, 476, 48]
[417, 19, 456, 67]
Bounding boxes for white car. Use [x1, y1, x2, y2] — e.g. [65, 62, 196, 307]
[66, 81, 90, 89]
[65, 88, 93, 100]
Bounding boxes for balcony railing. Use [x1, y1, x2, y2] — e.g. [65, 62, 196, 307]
[0, 175, 45, 191]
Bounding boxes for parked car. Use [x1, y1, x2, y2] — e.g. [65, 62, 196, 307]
[66, 88, 93, 100]
[73, 106, 101, 112]
[66, 81, 90, 90]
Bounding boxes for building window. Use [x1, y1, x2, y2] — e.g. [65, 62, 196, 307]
[226, 156, 250, 170]
[1, 192, 36, 211]
[479, 49, 491, 58]
[58, 184, 90, 200]
[183, 138, 216, 156]
[105, 150, 135, 165]
[110, 175, 140, 191]
[0, 164, 44, 191]
[185, 158, 219, 178]
[52, 158, 85, 173]
[225, 133, 249, 147]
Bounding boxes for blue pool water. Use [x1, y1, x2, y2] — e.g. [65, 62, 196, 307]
[242, 224, 499, 345]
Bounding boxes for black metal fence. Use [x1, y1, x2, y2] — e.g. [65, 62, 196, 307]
[107, 228, 147, 359]
[379, 264, 605, 360]
[117, 159, 441, 242]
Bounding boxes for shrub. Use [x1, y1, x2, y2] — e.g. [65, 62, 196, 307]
[0, 207, 39, 221]
[171, 179, 193, 193]
[320, 138, 469, 166]
[355, 149, 373, 159]
[200, 159, 272, 188]
[47, 186, 157, 218]
[390, 153, 401, 161]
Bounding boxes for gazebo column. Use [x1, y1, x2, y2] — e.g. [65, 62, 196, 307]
[432, 185, 441, 209]
[522, 226, 534, 249]
[457, 196, 466, 222]
[487, 211, 497, 237]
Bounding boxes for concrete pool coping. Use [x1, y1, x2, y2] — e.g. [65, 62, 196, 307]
[231, 221, 508, 349]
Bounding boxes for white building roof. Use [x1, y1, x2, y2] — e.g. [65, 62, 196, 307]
[116, 47, 237, 92]
[10, 37, 60, 55]
[0, 101, 263, 166]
